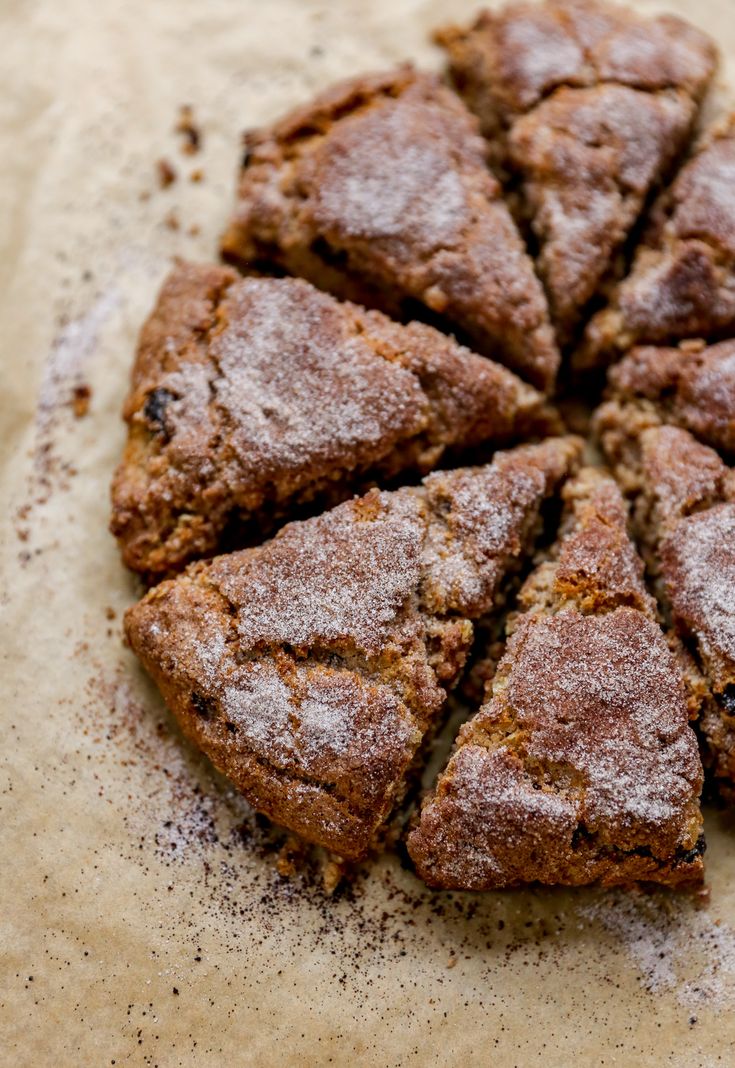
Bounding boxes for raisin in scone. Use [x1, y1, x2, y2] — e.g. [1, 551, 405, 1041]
[408, 468, 705, 889]
[581, 115, 735, 369]
[111, 263, 557, 578]
[220, 67, 560, 391]
[436, 0, 716, 343]
[606, 340, 735, 457]
[596, 403, 735, 798]
[125, 437, 582, 860]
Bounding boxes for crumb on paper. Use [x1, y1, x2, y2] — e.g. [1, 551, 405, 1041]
[164, 208, 180, 231]
[189, 168, 204, 183]
[156, 158, 177, 188]
[71, 383, 92, 418]
[176, 105, 201, 154]
[276, 836, 306, 878]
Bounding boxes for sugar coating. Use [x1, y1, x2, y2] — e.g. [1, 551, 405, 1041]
[607, 340, 735, 456]
[595, 403, 735, 797]
[437, 0, 716, 338]
[583, 117, 735, 365]
[221, 68, 560, 390]
[663, 505, 735, 689]
[112, 263, 552, 576]
[125, 436, 581, 859]
[409, 469, 703, 889]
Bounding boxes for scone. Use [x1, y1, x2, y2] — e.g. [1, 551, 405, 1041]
[596, 403, 735, 797]
[436, 0, 717, 342]
[408, 468, 705, 889]
[606, 340, 735, 457]
[221, 67, 560, 391]
[581, 115, 735, 369]
[111, 263, 557, 578]
[124, 437, 582, 860]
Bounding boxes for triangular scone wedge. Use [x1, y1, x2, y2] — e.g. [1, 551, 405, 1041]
[408, 468, 705, 889]
[220, 67, 560, 391]
[605, 340, 735, 458]
[596, 403, 735, 798]
[111, 263, 558, 579]
[125, 437, 582, 861]
[436, 0, 716, 343]
[581, 115, 735, 369]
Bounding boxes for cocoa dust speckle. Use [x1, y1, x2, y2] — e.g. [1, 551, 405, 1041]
[69, 653, 735, 1016]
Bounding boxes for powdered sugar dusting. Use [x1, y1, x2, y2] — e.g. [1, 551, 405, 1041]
[506, 609, 700, 835]
[676, 139, 735, 254]
[581, 893, 735, 1009]
[311, 97, 468, 255]
[215, 490, 425, 655]
[420, 462, 545, 613]
[220, 658, 415, 798]
[210, 278, 425, 476]
[664, 504, 735, 680]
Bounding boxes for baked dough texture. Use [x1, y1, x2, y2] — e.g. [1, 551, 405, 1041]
[220, 67, 561, 391]
[436, 0, 716, 342]
[596, 402, 735, 799]
[582, 115, 735, 368]
[606, 339, 735, 457]
[408, 468, 705, 889]
[111, 263, 556, 578]
[124, 436, 582, 860]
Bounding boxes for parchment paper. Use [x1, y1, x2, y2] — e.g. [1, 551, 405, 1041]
[3, 1, 735, 1064]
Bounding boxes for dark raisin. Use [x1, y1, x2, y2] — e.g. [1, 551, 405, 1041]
[191, 692, 214, 719]
[143, 388, 175, 437]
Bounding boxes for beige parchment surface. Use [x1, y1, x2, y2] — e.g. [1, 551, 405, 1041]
[3, 1, 735, 1064]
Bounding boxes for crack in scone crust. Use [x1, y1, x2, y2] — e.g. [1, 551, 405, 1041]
[408, 468, 705, 890]
[124, 437, 582, 859]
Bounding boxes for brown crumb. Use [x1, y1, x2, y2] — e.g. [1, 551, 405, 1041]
[71, 383, 92, 418]
[446, 956, 457, 969]
[276, 836, 306, 878]
[176, 105, 201, 154]
[156, 158, 177, 189]
[321, 857, 347, 896]
[138, 189, 151, 202]
[105, 607, 116, 621]
[163, 209, 180, 231]
[189, 168, 204, 183]
[187, 223, 201, 237]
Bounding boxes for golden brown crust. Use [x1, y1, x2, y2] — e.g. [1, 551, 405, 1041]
[436, 0, 717, 340]
[606, 340, 735, 457]
[220, 67, 560, 391]
[582, 115, 735, 368]
[408, 467, 704, 889]
[111, 263, 557, 577]
[125, 437, 582, 860]
[595, 405, 735, 796]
